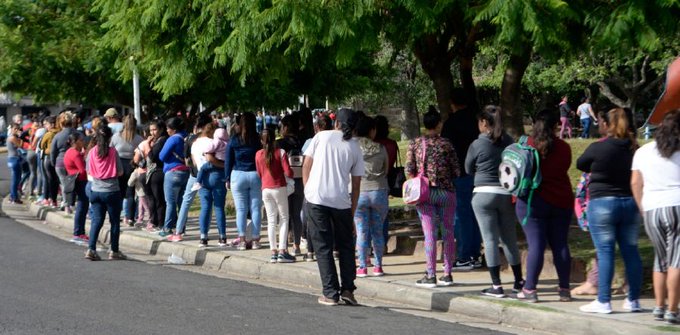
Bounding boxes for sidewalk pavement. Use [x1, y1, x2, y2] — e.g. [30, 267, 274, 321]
[1, 198, 674, 335]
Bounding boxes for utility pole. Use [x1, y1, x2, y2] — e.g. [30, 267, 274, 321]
[130, 56, 141, 125]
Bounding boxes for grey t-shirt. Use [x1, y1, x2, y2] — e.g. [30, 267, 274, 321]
[465, 133, 514, 187]
[111, 133, 143, 160]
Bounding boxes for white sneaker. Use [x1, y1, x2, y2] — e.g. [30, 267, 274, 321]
[622, 298, 642, 312]
[580, 300, 612, 314]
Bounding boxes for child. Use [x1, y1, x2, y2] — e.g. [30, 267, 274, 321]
[191, 127, 228, 191]
[128, 162, 149, 227]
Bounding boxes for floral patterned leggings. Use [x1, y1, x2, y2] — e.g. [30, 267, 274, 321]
[416, 187, 457, 278]
[355, 190, 389, 268]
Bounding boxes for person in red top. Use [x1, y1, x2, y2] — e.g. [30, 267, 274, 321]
[255, 129, 296, 263]
[63, 132, 89, 243]
[514, 109, 574, 303]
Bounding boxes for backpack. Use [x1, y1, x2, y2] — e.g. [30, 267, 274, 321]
[498, 135, 542, 225]
[287, 148, 304, 178]
[574, 172, 590, 231]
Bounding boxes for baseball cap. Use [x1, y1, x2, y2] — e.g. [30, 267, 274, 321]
[335, 108, 357, 125]
[104, 108, 119, 118]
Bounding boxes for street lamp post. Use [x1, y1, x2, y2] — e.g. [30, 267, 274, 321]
[130, 56, 141, 126]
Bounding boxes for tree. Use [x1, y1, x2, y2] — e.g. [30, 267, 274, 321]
[0, 0, 128, 106]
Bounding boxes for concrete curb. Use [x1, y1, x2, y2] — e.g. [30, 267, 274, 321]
[8, 198, 668, 335]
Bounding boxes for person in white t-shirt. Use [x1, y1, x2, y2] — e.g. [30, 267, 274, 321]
[577, 97, 597, 139]
[631, 110, 680, 323]
[302, 108, 364, 306]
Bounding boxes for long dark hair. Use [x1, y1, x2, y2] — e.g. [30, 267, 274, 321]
[239, 112, 259, 145]
[480, 105, 503, 144]
[531, 109, 558, 159]
[657, 109, 680, 158]
[374, 115, 390, 141]
[280, 114, 299, 138]
[95, 124, 113, 159]
[261, 129, 277, 168]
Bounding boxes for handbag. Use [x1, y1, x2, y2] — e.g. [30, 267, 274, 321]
[402, 138, 430, 205]
[63, 173, 79, 193]
[388, 150, 406, 198]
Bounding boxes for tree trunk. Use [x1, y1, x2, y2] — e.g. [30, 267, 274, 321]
[459, 53, 479, 111]
[500, 51, 531, 139]
[401, 97, 420, 140]
[413, 35, 455, 117]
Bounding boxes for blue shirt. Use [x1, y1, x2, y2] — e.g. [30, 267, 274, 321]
[159, 132, 187, 173]
[256, 116, 264, 133]
[224, 135, 262, 182]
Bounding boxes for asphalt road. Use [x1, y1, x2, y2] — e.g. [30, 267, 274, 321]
[0, 154, 507, 335]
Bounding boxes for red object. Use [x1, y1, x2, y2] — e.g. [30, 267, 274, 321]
[526, 137, 574, 209]
[647, 57, 680, 126]
[255, 149, 294, 189]
[64, 148, 88, 181]
[329, 113, 336, 120]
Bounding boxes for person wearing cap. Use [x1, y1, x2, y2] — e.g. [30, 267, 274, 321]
[104, 108, 124, 134]
[302, 108, 364, 306]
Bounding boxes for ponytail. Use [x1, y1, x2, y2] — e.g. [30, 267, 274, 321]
[480, 105, 504, 144]
[95, 124, 113, 159]
[261, 129, 276, 168]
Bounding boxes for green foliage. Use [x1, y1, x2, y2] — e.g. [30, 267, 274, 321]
[0, 0, 126, 105]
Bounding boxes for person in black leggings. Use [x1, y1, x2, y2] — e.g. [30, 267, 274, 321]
[143, 120, 167, 231]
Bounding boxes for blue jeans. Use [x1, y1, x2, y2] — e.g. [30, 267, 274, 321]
[7, 156, 22, 201]
[198, 169, 227, 239]
[581, 118, 592, 139]
[163, 170, 190, 232]
[454, 175, 481, 260]
[231, 170, 262, 239]
[73, 179, 89, 236]
[88, 190, 122, 252]
[176, 174, 198, 235]
[355, 190, 389, 268]
[588, 196, 642, 303]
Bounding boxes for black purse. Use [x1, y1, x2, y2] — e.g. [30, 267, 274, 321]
[63, 173, 78, 193]
[387, 149, 406, 198]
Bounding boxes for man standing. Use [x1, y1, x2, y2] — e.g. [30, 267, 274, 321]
[302, 108, 364, 306]
[104, 108, 124, 134]
[440, 90, 483, 271]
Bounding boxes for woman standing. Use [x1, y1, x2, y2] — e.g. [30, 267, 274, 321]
[190, 122, 227, 247]
[64, 132, 89, 243]
[257, 128, 295, 262]
[277, 115, 305, 256]
[158, 118, 189, 236]
[85, 126, 126, 261]
[514, 109, 574, 303]
[111, 115, 143, 226]
[50, 112, 76, 213]
[142, 121, 168, 232]
[225, 112, 263, 250]
[354, 116, 389, 277]
[40, 116, 60, 207]
[374, 115, 398, 244]
[466, 106, 524, 297]
[631, 110, 680, 323]
[577, 108, 642, 314]
[406, 108, 460, 288]
[7, 124, 24, 204]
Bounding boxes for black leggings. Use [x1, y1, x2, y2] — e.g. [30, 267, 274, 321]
[288, 179, 304, 246]
[43, 159, 59, 202]
[143, 171, 165, 227]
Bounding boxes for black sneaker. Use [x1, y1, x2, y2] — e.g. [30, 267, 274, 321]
[340, 290, 358, 306]
[512, 279, 525, 294]
[452, 259, 473, 272]
[218, 238, 227, 247]
[277, 252, 296, 263]
[199, 239, 208, 248]
[438, 274, 454, 287]
[303, 252, 315, 262]
[415, 274, 437, 288]
[470, 257, 483, 269]
[558, 288, 572, 302]
[481, 286, 506, 298]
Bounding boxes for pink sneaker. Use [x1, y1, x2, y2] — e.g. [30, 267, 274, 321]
[356, 267, 368, 278]
[373, 266, 384, 277]
[167, 234, 183, 242]
[78, 234, 90, 241]
[146, 224, 158, 233]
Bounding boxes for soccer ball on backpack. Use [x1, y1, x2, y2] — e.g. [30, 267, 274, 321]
[498, 136, 542, 225]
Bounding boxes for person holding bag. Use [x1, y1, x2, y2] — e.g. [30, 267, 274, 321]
[405, 107, 460, 288]
[256, 128, 295, 262]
